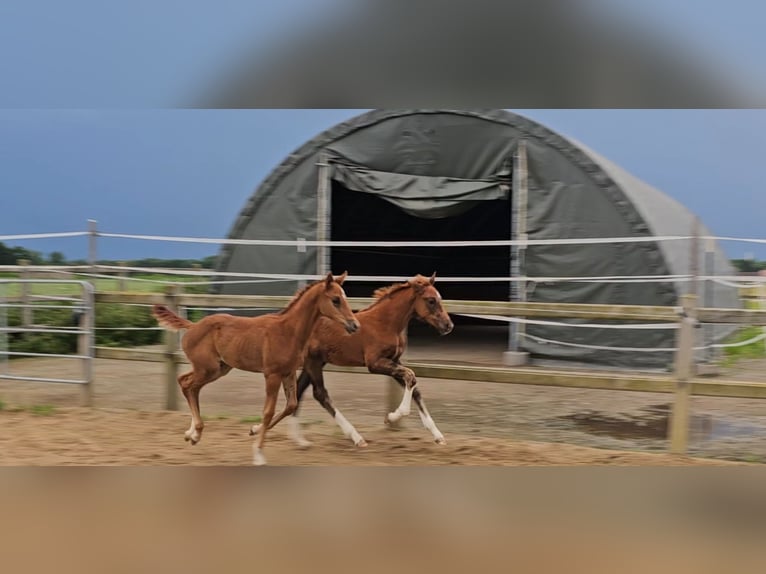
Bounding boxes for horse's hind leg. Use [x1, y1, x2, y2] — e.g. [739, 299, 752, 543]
[179, 362, 231, 445]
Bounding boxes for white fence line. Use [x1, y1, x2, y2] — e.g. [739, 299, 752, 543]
[6, 264, 766, 289]
[5, 228, 766, 247]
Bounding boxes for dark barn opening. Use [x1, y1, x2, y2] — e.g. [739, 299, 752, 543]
[329, 181, 512, 302]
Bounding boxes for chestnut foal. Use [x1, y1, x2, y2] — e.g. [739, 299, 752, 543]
[152, 272, 359, 465]
[257, 273, 454, 447]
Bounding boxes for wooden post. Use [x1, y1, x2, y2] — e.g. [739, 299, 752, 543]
[163, 284, 180, 411]
[703, 237, 717, 365]
[79, 285, 94, 407]
[87, 219, 98, 276]
[18, 259, 32, 327]
[668, 293, 697, 454]
[118, 261, 128, 292]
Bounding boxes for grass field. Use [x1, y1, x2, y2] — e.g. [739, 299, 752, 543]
[0, 273, 209, 296]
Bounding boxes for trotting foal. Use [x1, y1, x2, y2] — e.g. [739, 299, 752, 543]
[255, 273, 454, 448]
[152, 272, 359, 465]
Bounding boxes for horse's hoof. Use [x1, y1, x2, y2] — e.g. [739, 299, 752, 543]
[249, 424, 261, 436]
[435, 437, 447, 445]
[295, 439, 312, 449]
[356, 439, 368, 448]
[252, 449, 267, 466]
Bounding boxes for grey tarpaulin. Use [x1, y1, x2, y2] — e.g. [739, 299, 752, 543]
[213, 109, 739, 368]
[329, 153, 510, 218]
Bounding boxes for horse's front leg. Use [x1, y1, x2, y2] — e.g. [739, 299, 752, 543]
[264, 372, 300, 432]
[306, 359, 367, 447]
[367, 358, 417, 425]
[412, 388, 446, 445]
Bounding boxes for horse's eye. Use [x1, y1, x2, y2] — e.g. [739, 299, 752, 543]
[427, 298, 436, 306]
[332, 297, 341, 307]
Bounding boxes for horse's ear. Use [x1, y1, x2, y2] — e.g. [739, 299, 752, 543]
[336, 271, 348, 285]
[429, 272, 436, 285]
[324, 272, 334, 290]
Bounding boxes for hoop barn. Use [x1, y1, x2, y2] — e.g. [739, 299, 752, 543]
[213, 109, 738, 368]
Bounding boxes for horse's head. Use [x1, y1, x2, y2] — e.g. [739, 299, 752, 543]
[411, 272, 454, 336]
[319, 271, 360, 334]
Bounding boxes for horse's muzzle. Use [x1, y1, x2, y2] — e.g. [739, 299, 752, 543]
[345, 319, 361, 334]
[439, 320, 454, 336]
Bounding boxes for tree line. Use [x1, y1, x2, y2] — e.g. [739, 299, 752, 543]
[0, 241, 216, 269]
[3, 240, 763, 274]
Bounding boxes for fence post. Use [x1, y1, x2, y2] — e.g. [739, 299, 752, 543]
[118, 261, 128, 292]
[87, 219, 98, 276]
[163, 284, 180, 411]
[18, 259, 33, 327]
[78, 285, 94, 407]
[668, 293, 697, 454]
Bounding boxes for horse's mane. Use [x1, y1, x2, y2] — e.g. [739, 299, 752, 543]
[278, 279, 324, 315]
[360, 281, 414, 311]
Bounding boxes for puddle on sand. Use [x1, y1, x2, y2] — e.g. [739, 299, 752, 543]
[558, 403, 761, 443]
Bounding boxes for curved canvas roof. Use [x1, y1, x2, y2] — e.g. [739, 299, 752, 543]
[215, 109, 738, 367]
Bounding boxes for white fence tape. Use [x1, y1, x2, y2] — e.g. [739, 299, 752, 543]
[520, 331, 766, 353]
[98, 231, 699, 247]
[455, 314, 679, 330]
[0, 232, 88, 241]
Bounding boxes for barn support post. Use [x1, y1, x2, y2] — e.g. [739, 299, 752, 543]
[668, 293, 697, 454]
[316, 151, 332, 277]
[297, 237, 307, 290]
[163, 284, 181, 411]
[504, 140, 529, 366]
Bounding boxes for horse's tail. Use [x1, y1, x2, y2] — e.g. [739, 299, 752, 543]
[152, 304, 193, 331]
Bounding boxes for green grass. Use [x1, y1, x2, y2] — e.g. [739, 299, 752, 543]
[720, 325, 766, 365]
[28, 404, 56, 416]
[720, 299, 766, 366]
[239, 415, 262, 424]
[0, 273, 209, 296]
[0, 403, 57, 416]
[202, 414, 230, 421]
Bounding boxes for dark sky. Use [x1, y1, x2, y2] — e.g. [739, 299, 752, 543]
[1, 109, 765, 261]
